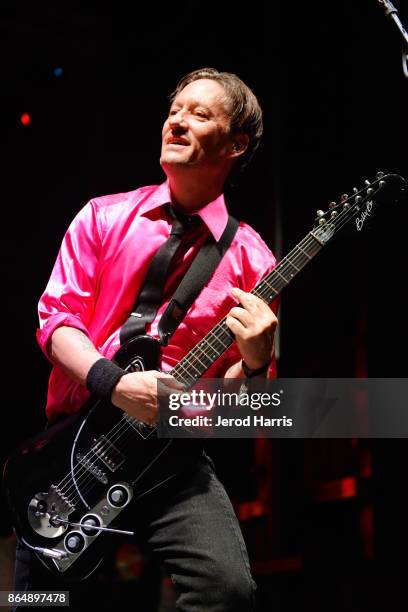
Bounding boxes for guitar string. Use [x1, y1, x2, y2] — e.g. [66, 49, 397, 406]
[54, 183, 382, 503]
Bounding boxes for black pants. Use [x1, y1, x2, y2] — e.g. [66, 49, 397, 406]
[13, 452, 257, 611]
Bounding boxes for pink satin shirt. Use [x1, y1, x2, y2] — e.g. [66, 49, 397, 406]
[37, 181, 277, 421]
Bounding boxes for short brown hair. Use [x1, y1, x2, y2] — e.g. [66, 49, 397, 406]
[170, 67, 263, 175]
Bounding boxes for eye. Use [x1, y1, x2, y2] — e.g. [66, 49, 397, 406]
[195, 110, 208, 119]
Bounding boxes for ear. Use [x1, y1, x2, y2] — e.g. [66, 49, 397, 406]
[228, 133, 249, 160]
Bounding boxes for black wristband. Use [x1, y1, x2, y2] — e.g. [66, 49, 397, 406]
[242, 359, 271, 378]
[86, 358, 126, 402]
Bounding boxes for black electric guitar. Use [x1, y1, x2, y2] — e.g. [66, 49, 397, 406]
[3, 172, 406, 580]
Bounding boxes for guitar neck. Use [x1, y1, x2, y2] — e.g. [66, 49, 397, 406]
[169, 172, 407, 386]
[170, 230, 324, 386]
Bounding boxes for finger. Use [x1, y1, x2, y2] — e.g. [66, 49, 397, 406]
[153, 371, 185, 388]
[231, 288, 261, 312]
[228, 306, 252, 327]
[226, 315, 246, 335]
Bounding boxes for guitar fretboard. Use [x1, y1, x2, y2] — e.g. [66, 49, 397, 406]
[170, 230, 323, 386]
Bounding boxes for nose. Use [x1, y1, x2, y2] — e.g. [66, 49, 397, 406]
[168, 109, 187, 131]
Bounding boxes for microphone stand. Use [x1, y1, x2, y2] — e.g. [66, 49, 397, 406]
[377, 0, 408, 79]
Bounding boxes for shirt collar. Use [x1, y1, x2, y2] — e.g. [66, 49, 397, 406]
[139, 180, 229, 242]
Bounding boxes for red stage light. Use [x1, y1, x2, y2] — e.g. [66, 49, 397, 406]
[20, 113, 31, 126]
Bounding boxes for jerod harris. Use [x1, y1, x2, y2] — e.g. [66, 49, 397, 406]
[167, 414, 293, 427]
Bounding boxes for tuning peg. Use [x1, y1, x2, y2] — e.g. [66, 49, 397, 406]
[355, 195, 363, 204]
[379, 180, 386, 188]
[353, 187, 358, 194]
[364, 179, 371, 186]
[340, 194, 349, 203]
[366, 187, 374, 196]
[330, 210, 338, 218]
[316, 210, 325, 218]
[376, 171, 385, 179]
[328, 201, 336, 209]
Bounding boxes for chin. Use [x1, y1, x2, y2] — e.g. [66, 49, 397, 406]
[160, 156, 194, 171]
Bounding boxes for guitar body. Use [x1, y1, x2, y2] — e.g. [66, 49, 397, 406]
[3, 335, 201, 580]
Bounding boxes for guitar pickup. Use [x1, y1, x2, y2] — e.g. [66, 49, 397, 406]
[91, 436, 125, 472]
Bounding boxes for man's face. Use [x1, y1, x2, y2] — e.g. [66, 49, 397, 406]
[160, 78, 234, 174]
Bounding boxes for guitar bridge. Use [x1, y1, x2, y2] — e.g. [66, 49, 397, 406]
[76, 453, 108, 484]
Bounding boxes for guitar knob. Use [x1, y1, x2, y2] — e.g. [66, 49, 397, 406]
[64, 531, 85, 553]
[108, 485, 130, 508]
[80, 514, 102, 536]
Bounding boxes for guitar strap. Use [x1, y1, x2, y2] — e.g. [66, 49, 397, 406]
[158, 214, 239, 346]
[122, 213, 239, 347]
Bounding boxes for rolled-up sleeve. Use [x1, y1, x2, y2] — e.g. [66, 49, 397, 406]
[37, 200, 102, 359]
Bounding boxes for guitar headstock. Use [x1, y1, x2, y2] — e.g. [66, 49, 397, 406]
[311, 172, 407, 244]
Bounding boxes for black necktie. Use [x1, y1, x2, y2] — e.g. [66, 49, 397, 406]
[120, 206, 195, 344]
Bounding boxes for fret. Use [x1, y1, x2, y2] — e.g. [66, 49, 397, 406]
[185, 349, 211, 371]
[199, 335, 224, 361]
[295, 243, 312, 259]
[277, 264, 296, 282]
[181, 357, 203, 377]
[192, 337, 223, 366]
[172, 366, 198, 386]
[284, 258, 300, 272]
[172, 321, 234, 382]
[293, 236, 317, 256]
[256, 278, 278, 297]
[273, 268, 290, 283]
[172, 362, 194, 382]
[218, 326, 235, 345]
[205, 328, 228, 353]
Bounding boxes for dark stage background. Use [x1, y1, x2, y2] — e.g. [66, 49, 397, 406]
[1, 1, 407, 610]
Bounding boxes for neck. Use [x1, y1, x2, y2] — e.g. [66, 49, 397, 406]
[167, 172, 225, 212]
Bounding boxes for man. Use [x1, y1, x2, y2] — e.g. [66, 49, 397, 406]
[15, 68, 278, 611]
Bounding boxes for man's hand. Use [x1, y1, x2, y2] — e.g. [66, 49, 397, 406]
[111, 371, 183, 425]
[225, 287, 278, 371]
